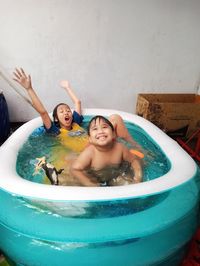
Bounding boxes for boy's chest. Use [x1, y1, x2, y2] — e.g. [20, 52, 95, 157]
[91, 150, 123, 169]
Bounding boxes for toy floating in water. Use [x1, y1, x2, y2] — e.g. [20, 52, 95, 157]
[130, 149, 144, 158]
[34, 156, 64, 185]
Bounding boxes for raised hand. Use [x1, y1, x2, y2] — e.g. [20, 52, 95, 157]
[60, 80, 71, 90]
[13, 68, 32, 90]
[59, 79, 81, 115]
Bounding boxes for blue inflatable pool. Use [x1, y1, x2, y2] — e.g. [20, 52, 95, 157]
[0, 109, 199, 266]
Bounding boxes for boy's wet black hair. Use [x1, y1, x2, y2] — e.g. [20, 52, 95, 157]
[52, 103, 70, 125]
[87, 115, 114, 135]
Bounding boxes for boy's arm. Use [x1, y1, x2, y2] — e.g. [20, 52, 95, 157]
[13, 68, 52, 129]
[130, 159, 143, 183]
[70, 147, 98, 187]
[60, 80, 81, 115]
[122, 145, 143, 183]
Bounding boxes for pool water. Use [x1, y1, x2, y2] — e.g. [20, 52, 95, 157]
[16, 118, 170, 186]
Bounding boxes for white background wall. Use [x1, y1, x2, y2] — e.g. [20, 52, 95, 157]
[0, 0, 200, 121]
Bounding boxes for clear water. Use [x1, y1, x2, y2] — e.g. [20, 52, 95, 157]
[16, 117, 170, 185]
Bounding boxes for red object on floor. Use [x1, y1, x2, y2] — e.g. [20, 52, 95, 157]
[181, 228, 200, 266]
[176, 128, 200, 163]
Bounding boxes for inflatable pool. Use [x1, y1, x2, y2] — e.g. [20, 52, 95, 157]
[0, 108, 199, 266]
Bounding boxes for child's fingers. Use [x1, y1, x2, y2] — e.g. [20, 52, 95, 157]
[13, 71, 20, 80]
[20, 68, 27, 78]
[13, 78, 18, 83]
[60, 80, 70, 88]
[15, 68, 22, 77]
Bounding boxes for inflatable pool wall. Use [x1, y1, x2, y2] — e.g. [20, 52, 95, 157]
[0, 109, 199, 266]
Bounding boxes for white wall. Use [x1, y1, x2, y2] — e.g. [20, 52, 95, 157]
[0, 0, 200, 121]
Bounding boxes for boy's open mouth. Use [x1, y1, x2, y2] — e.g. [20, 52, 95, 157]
[96, 134, 107, 140]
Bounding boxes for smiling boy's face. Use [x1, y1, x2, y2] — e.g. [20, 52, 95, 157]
[89, 118, 115, 147]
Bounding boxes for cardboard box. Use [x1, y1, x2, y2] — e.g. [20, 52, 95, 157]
[136, 93, 200, 138]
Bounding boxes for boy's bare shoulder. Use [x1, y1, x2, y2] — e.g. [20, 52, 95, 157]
[116, 141, 128, 150]
[83, 144, 95, 154]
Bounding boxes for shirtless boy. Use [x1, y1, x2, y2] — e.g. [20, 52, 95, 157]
[71, 116, 143, 186]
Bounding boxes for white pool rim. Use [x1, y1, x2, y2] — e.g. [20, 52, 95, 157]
[0, 108, 197, 201]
